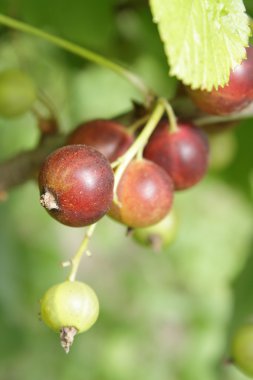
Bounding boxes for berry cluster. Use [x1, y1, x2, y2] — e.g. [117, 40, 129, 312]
[39, 117, 209, 229]
[36, 45, 253, 353]
[0, 40, 252, 357]
[37, 112, 209, 350]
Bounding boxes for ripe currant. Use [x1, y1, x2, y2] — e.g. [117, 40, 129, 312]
[109, 159, 174, 228]
[39, 144, 114, 227]
[67, 119, 134, 162]
[187, 46, 253, 115]
[144, 121, 209, 190]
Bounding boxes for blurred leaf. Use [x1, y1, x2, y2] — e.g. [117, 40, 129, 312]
[15, 0, 117, 51]
[224, 120, 253, 199]
[244, 0, 253, 16]
[228, 240, 253, 335]
[68, 65, 140, 124]
[134, 53, 177, 99]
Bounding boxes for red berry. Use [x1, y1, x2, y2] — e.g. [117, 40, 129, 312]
[144, 121, 209, 190]
[109, 159, 174, 228]
[187, 46, 253, 115]
[39, 145, 114, 227]
[67, 119, 133, 162]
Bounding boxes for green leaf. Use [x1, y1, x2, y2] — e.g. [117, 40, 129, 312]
[149, 0, 250, 90]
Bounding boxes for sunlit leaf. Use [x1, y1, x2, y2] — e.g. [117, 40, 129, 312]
[149, 0, 250, 90]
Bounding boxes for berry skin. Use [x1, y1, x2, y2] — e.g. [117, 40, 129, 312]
[231, 323, 253, 377]
[67, 119, 133, 162]
[39, 144, 114, 227]
[187, 46, 253, 115]
[0, 69, 36, 117]
[40, 281, 99, 353]
[144, 121, 209, 190]
[109, 159, 174, 228]
[132, 209, 178, 251]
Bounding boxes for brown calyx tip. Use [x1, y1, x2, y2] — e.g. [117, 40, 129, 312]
[223, 357, 234, 366]
[148, 234, 162, 252]
[60, 326, 78, 354]
[126, 226, 133, 236]
[40, 190, 59, 210]
[0, 190, 8, 202]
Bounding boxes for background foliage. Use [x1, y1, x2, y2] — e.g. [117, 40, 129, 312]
[0, 1, 252, 380]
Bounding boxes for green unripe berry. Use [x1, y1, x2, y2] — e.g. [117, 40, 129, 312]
[40, 281, 99, 352]
[231, 323, 253, 377]
[0, 69, 36, 117]
[132, 210, 178, 251]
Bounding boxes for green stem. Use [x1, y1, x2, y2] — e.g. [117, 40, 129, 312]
[0, 13, 154, 105]
[160, 98, 178, 132]
[37, 90, 58, 119]
[112, 100, 165, 199]
[127, 114, 150, 134]
[67, 223, 97, 282]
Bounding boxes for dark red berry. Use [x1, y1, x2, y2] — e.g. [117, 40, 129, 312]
[39, 145, 114, 227]
[67, 119, 133, 162]
[144, 121, 209, 190]
[187, 46, 253, 115]
[109, 159, 174, 228]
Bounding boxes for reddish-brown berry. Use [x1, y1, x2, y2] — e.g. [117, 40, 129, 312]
[109, 159, 174, 228]
[187, 46, 253, 115]
[67, 119, 133, 162]
[39, 144, 114, 227]
[144, 121, 209, 190]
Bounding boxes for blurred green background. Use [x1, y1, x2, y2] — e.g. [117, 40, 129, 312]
[0, 1, 252, 380]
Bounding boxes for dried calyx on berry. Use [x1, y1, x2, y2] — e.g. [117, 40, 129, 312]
[40, 281, 99, 353]
[39, 144, 114, 227]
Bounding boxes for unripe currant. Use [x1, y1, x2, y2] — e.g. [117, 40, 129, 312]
[40, 281, 99, 353]
[230, 323, 253, 378]
[132, 209, 178, 251]
[0, 69, 36, 117]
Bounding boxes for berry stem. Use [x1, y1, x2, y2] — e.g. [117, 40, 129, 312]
[160, 98, 178, 132]
[67, 223, 97, 282]
[0, 13, 154, 105]
[112, 99, 165, 200]
[127, 114, 150, 134]
[37, 90, 59, 120]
